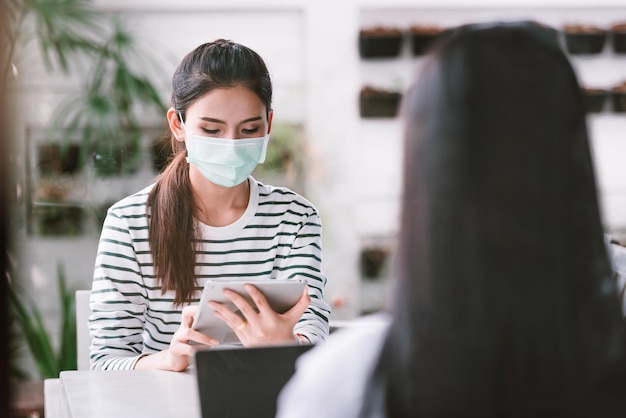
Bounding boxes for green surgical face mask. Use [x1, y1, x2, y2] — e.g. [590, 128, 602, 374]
[180, 117, 269, 188]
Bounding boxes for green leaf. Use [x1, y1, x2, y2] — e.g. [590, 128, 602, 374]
[8, 283, 58, 378]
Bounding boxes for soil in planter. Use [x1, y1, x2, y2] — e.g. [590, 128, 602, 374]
[360, 86, 402, 118]
[563, 24, 607, 54]
[37, 143, 83, 176]
[582, 87, 608, 113]
[612, 22, 626, 53]
[359, 26, 404, 59]
[409, 25, 444, 55]
[360, 246, 390, 280]
[611, 81, 626, 113]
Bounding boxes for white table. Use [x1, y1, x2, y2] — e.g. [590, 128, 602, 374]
[50, 369, 201, 418]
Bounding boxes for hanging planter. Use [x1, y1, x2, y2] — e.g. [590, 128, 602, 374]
[32, 200, 85, 237]
[612, 22, 626, 53]
[409, 25, 445, 56]
[582, 87, 608, 113]
[563, 24, 607, 54]
[360, 246, 390, 280]
[359, 26, 404, 59]
[36, 143, 83, 176]
[611, 81, 626, 113]
[360, 86, 402, 118]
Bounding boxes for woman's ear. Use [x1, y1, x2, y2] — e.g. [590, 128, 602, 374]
[167, 107, 185, 142]
[267, 110, 274, 135]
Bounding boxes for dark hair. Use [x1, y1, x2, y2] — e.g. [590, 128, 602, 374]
[362, 21, 626, 417]
[148, 39, 272, 305]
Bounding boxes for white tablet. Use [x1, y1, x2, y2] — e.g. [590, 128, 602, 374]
[191, 278, 307, 345]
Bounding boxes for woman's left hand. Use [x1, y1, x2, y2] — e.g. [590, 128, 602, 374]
[209, 284, 310, 346]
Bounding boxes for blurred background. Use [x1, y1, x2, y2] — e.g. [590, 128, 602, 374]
[5, 0, 626, 409]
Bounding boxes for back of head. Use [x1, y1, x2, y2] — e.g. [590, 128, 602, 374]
[367, 21, 626, 417]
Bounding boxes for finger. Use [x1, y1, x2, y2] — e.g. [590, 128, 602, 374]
[181, 305, 199, 328]
[222, 288, 260, 323]
[243, 284, 273, 316]
[176, 326, 219, 347]
[209, 301, 248, 330]
[285, 286, 311, 318]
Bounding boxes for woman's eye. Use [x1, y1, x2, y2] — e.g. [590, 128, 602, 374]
[242, 128, 259, 135]
[202, 128, 220, 135]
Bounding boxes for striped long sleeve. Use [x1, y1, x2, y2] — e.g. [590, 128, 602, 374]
[89, 178, 331, 370]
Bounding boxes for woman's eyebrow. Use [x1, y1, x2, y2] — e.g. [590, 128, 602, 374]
[240, 116, 263, 124]
[199, 116, 263, 124]
[199, 117, 225, 124]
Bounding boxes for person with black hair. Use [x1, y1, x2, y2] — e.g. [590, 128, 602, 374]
[89, 40, 330, 372]
[277, 21, 626, 417]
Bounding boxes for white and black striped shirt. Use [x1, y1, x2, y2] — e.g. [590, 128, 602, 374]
[89, 177, 331, 370]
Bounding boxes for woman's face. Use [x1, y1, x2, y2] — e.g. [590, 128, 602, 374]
[169, 84, 272, 141]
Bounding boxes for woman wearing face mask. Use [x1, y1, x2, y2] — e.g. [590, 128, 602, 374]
[89, 39, 331, 372]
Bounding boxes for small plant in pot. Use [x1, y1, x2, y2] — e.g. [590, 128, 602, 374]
[359, 26, 404, 59]
[611, 81, 626, 113]
[581, 87, 608, 114]
[359, 85, 402, 118]
[612, 22, 626, 54]
[36, 142, 83, 177]
[360, 246, 390, 280]
[31, 183, 85, 237]
[409, 25, 445, 56]
[563, 24, 608, 54]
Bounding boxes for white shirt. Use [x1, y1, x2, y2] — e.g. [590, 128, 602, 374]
[276, 313, 391, 418]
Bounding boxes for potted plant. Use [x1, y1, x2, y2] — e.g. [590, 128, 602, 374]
[359, 26, 404, 59]
[612, 22, 626, 54]
[8, 263, 77, 415]
[582, 87, 608, 113]
[36, 142, 83, 177]
[5, 1, 166, 179]
[360, 85, 403, 118]
[360, 246, 390, 280]
[563, 24, 608, 54]
[611, 81, 626, 113]
[409, 25, 445, 56]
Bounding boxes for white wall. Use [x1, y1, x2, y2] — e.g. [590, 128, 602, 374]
[10, 0, 626, 354]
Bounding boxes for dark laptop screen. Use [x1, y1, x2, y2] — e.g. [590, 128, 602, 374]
[194, 344, 313, 418]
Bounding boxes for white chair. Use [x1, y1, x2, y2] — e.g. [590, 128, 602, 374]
[44, 290, 91, 418]
[75, 290, 92, 371]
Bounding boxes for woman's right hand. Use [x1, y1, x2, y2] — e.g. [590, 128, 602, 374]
[135, 305, 219, 372]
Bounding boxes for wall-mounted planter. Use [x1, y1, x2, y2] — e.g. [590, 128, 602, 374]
[37, 143, 83, 176]
[359, 27, 403, 59]
[360, 246, 390, 280]
[360, 86, 402, 118]
[612, 22, 626, 53]
[563, 24, 607, 54]
[409, 25, 445, 56]
[32, 201, 85, 237]
[582, 87, 608, 113]
[612, 82, 626, 113]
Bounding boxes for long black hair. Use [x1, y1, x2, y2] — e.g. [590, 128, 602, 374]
[362, 21, 626, 417]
